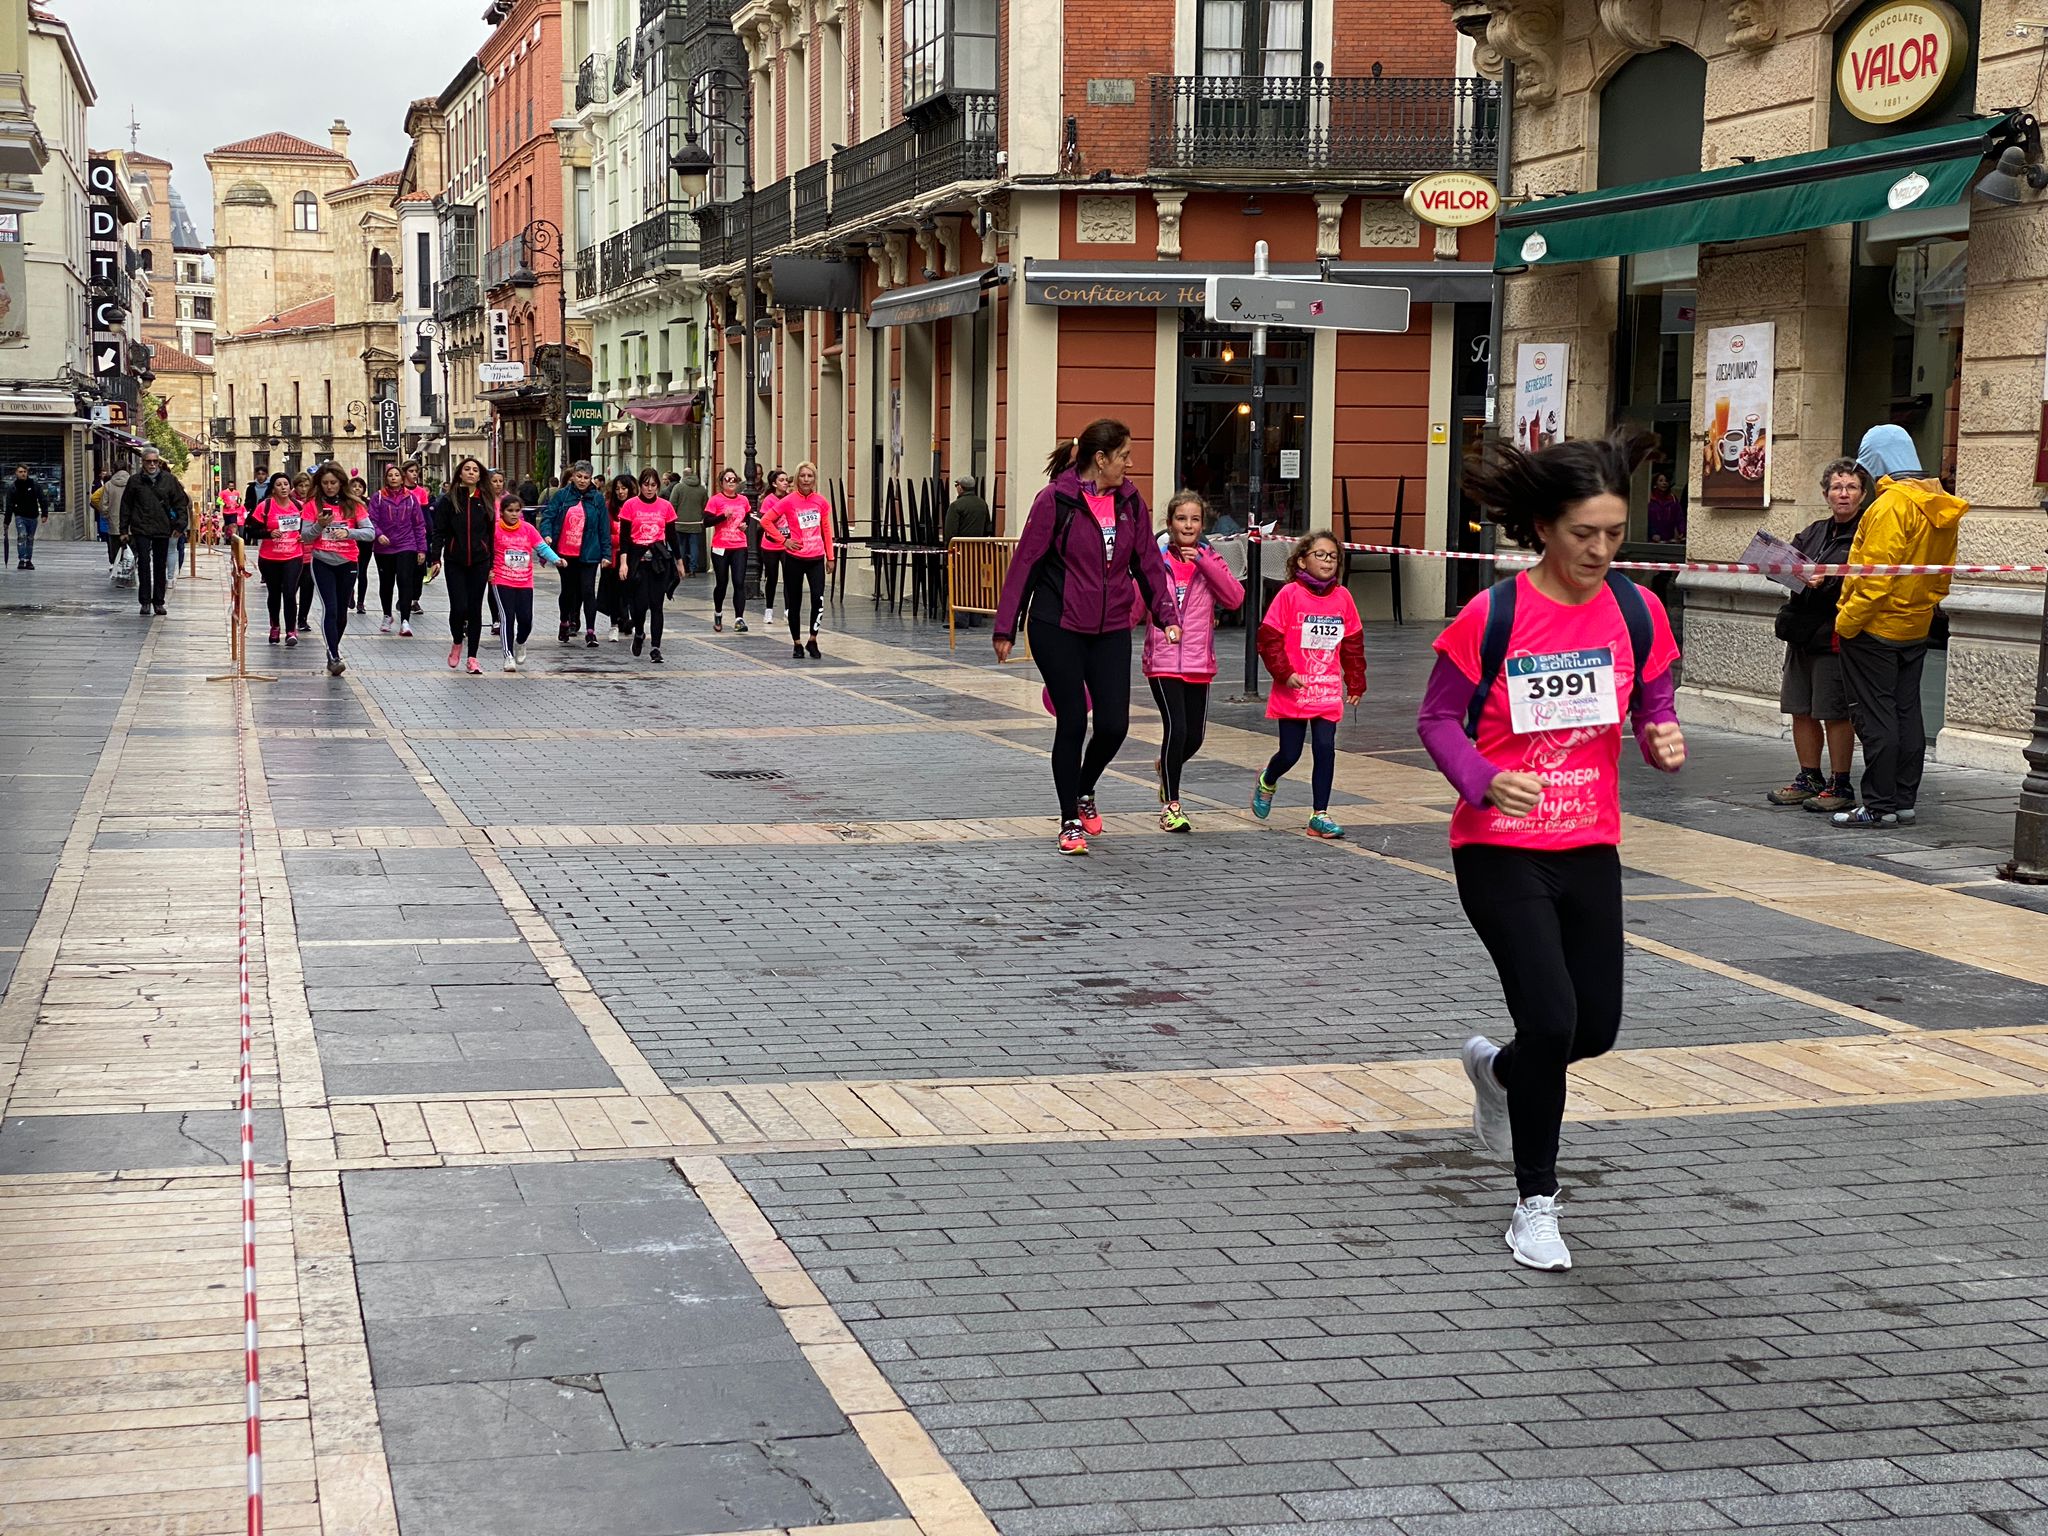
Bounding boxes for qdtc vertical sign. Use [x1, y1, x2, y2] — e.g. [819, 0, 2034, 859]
[87, 158, 127, 387]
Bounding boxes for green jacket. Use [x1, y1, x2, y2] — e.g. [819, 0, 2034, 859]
[669, 475, 708, 532]
[943, 492, 992, 543]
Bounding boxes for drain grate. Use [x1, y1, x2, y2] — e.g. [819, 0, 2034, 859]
[702, 769, 787, 782]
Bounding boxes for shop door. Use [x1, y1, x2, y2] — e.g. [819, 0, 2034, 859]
[1175, 314, 1311, 534]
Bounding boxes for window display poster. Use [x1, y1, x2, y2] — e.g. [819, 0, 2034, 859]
[1702, 322, 1775, 509]
[1513, 344, 1568, 452]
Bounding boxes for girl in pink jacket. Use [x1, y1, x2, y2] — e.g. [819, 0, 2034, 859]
[1138, 491, 1245, 832]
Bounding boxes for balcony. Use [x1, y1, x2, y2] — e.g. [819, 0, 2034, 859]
[613, 38, 632, 96]
[309, 414, 333, 440]
[629, 204, 699, 278]
[434, 272, 482, 321]
[247, 415, 267, 439]
[1148, 70, 1501, 175]
[274, 416, 301, 439]
[575, 244, 597, 301]
[599, 232, 631, 294]
[830, 93, 997, 227]
[793, 163, 830, 239]
[211, 416, 235, 439]
[483, 236, 527, 292]
[576, 53, 608, 109]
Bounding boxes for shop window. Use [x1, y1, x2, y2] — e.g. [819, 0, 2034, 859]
[1845, 216, 1966, 485]
[1597, 47, 1704, 189]
[1175, 315, 1312, 535]
[1613, 248, 1698, 547]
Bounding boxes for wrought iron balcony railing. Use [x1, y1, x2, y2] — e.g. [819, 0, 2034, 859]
[211, 416, 234, 439]
[482, 237, 527, 292]
[247, 415, 267, 439]
[274, 416, 300, 439]
[613, 38, 633, 95]
[309, 415, 333, 440]
[434, 273, 482, 321]
[1149, 70, 1501, 175]
[793, 163, 830, 239]
[830, 93, 997, 228]
[575, 244, 597, 301]
[628, 204, 700, 278]
[576, 53, 607, 109]
[599, 232, 631, 294]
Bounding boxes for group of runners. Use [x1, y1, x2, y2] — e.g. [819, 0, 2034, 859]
[995, 415, 1687, 1274]
[235, 457, 838, 675]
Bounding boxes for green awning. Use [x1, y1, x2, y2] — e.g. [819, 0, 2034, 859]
[1497, 114, 2012, 271]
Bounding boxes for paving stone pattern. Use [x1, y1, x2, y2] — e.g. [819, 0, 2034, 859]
[290, 849, 617, 1096]
[355, 664, 910, 733]
[735, 1101, 2048, 1536]
[345, 1159, 906, 1536]
[504, 837, 1867, 1086]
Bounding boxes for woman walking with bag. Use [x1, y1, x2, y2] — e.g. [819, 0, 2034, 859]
[992, 419, 1182, 856]
[540, 461, 612, 648]
[1416, 427, 1685, 1272]
[432, 457, 495, 675]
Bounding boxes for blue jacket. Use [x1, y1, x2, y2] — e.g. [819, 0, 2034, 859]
[538, 485, 612, 564]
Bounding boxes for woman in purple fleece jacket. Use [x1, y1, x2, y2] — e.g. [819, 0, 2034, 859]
[1415, 426, 1686, 1275]
[994, 418, 1182, 856]
[368, 464, 430, 635]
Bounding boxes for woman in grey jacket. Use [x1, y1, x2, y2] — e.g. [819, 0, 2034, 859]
[305, 462, 376, 675]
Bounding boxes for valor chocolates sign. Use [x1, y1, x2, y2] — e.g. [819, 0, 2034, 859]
[1835, 0, 1967, 125]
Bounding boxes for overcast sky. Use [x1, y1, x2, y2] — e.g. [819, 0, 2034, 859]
[63, 0, 493, 241]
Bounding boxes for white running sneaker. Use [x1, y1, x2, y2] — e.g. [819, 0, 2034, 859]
[379, 616, 393, 634]
[1506, 1194, 1572, 1271]
[502, 656, 518, 673]
[515, 643, 527, 664]
[1461, 1036, 1512, 1160]
[399, 620, 412, 637]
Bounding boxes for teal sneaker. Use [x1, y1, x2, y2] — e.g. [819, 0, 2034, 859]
[1306, 812, 1345, 840]
[1250, 776, 1275, 819]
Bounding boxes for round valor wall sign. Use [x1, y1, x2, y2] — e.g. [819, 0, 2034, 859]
[1835, 0, 1968, 125]
[1403, 172, 1500, 229]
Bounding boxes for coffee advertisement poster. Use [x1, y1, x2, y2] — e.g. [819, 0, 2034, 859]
[1702, 322, 1775, 509]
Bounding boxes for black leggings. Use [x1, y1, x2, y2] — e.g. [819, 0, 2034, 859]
[311, 558, 352, 659]
[1029, 620, 1132, 823]
[354, 550, 374, 608]
[1263, 716, 1337, 811]
[630, 560, 666, 646]
[1148, 677, 1210, 803]
[712, 548, 748, 617]
[444, 560, 489, 657]
[783, 553, 826, 640]
[297, 564, 315, 628]
[1453, 843, 1624, 1201]
[760, 544, 782, 611]
[557, 563, 599, 632]
[496, 585, 534, 659]
[376, 551, 423, 620]
[259, 556, 300, 628]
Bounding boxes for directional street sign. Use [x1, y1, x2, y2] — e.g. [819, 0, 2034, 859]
[94, 342, 119, 374]
[1203, 276, 1410, 334]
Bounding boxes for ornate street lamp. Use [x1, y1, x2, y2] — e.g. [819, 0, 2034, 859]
[509, 220, 569, 485]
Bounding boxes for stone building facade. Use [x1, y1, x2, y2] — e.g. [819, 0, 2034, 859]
[1454, 0, 2046, 768]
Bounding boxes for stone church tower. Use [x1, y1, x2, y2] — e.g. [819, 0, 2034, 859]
[205, 123, 358, 334]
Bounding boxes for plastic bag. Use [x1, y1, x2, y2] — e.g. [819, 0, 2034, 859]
[111, 545, 136, 586]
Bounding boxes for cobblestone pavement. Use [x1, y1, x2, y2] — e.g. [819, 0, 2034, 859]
[4, 545, 2048, 1536]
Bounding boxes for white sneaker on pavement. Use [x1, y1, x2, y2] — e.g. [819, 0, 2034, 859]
[502, 657, 518, 672]
[1506, 1194, 1571, 1271]
[1461, 1035, 1512, 1160]
[515, 643, 527, 664]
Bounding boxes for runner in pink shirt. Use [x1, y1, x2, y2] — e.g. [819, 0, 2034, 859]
[1250, 532, 1365, 839]
[618, 467, 680, 662]
[704, 468, 752, 633]
[756, 468, 790, 621]
[1137, 491, 1244, 833]
[245, 473, 304, 647]
[1416, 426, 1686, 1273]
[490, 497, 562, 672]
[760, 460, 835, 658]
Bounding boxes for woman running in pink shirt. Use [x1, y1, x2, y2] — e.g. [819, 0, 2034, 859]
[704, 468, 752, 633]
[761, 460, 835, 658]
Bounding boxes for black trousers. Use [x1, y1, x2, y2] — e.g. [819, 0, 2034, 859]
[259, 556, 301, 629]
[311, 558, 352, 659]
[376, 551, 423, 620]
[1147, 677, 1211, 803]
[628, 554, 667, 646]
[1453, 843, 1624, 1201]
[297, 563, 315, 628]
[1838, 631, 1929, 816]
[760, 544, 782, 611]
[133, 535, 171, 609]
[443, 559, 489, 657]
[353, 549, 374, 608]
[783, 553, 826, 640]
[1029, 620, 1132, 823]
[495, 584, 534, 658]
[557, 562, 600, 632]
[1263, 717, 1338, 811]
[712, 548, 748, 617]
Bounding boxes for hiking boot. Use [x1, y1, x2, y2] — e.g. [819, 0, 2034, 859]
[1767, 768, 1825, 806]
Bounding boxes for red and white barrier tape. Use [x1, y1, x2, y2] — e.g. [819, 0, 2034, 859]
[1237, 531, 2048, 579]
[225, 550, 264, 1536]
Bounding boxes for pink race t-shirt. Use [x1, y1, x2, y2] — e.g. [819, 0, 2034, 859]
[1263, 578, 1362, 722]
[707, 493, 751, 551]
[1082, 488, 1117, 565]
[619, 495, 675, 547]
[559, 503, 586, 557]
[491, 518, 544, 589]
[757, 493, 787, 550]
[777, 491, 832, 559]
[408, 486, 430, 507]
[309, 505, 369, 557]
[1434, 571, 1680, 852]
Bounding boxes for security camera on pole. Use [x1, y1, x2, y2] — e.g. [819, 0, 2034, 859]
[1203, 248, 1408, 694]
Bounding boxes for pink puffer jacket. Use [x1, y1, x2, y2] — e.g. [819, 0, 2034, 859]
[1136, 539, 1245, 680]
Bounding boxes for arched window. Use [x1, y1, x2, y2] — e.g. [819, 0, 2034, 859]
[138, 247, 153, 272]
[369, 248, 395, 304]
[292, 191, 320, 232]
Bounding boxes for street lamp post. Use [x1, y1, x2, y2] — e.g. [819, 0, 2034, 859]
[670, 70, 758, 501]
[2001, 496, 2048, 884]
[410, 320, 440, 476]
[509, 221, 570, 490]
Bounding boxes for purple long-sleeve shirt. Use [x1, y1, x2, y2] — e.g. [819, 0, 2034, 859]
[368, 489, 429, 555]
[1416, 654, 1681, 809]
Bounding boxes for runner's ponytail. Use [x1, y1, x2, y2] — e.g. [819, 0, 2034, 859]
[1463, 425, 1655, 550]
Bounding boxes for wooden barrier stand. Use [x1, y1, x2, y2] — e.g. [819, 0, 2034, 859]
[208, 537, 275, 684]
[946, 536, 1021, 652]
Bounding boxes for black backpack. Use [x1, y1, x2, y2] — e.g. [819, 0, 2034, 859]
[1464, 571, 1654, 740]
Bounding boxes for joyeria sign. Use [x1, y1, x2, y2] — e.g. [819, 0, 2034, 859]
[1835, 0, 1967, 124]
[1403, 173, 1499, 229]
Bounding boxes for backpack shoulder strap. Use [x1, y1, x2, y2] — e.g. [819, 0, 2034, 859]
[1605, 570, 1654, 692]
[1465, 574, 1520, 740]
